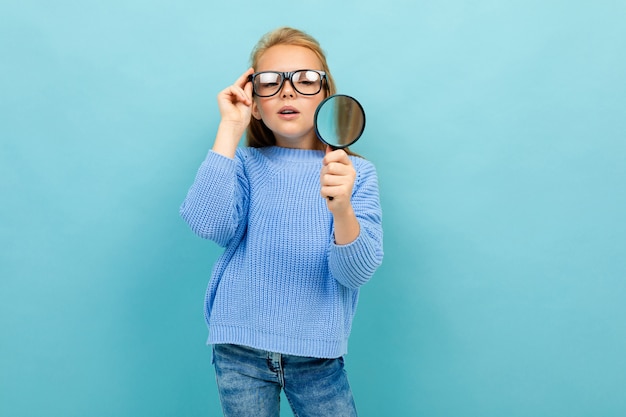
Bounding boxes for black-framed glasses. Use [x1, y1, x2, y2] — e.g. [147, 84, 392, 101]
[248, 69, 327, 97]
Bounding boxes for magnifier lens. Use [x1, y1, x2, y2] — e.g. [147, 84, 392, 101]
[314, 95, 366, 149]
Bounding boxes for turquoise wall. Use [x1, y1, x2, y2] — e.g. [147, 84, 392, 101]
[1, 1, 625, 416]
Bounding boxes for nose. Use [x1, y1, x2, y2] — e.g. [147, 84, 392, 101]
[280, 79, 296, 98]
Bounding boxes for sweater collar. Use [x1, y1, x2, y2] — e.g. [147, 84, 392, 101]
[259, 146, 325, 162]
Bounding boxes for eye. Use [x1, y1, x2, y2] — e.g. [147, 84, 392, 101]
[294, 71, 320, 85]
[257, 73, 281, 86]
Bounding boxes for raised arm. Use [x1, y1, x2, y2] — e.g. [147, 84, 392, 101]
[212, 68, 255, 158]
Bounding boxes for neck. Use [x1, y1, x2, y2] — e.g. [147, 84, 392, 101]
[274, 131, 321, 150]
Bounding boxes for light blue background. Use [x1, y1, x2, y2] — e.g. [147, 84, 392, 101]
[1, 1, 625, 416]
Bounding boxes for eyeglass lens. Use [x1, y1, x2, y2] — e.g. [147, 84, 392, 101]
[253, 70, 323, 97]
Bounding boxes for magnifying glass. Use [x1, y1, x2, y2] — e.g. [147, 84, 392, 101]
[314, 94, 366, 149]
[314, 94, 366, 200]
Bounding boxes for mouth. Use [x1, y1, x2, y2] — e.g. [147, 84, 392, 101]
[278, 106, 299, 115]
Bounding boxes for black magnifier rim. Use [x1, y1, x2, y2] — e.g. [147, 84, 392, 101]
[314, 94, 366, 149]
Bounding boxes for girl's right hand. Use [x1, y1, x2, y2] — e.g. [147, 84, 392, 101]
[212, 68, 255, 158]
[217, 68, 255, 132]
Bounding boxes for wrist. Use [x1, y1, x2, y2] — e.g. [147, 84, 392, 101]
[213, 122, 246, 158]
[332, 205, 360, 245]
[331, 203, 355, 220]
[217, 120, 247, 138]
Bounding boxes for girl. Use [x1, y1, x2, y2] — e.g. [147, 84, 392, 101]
[180, 27, 383, 417]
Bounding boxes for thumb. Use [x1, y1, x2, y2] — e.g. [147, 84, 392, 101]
[244, 79, 253, 99]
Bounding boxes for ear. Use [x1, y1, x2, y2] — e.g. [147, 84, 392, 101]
[251, 99, 262, 120]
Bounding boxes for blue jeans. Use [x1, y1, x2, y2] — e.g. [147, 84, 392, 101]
[212, 343, 358, 417]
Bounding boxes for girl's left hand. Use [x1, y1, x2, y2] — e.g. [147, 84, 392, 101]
[320, 146, 356, 212]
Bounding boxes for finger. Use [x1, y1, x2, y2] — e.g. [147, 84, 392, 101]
[224, 69, 254, 106]
[321, 184, 348, 201]
[321, 174, 347, 187]
[243, 79, 253, 102]
[221, 85, 251, 107]
[323, 161, 353, 177]
[234, 67, 255, 88]
[323, 148, 350, 165]
[320, 184, 340, 198]
[323, 147, 337, 164]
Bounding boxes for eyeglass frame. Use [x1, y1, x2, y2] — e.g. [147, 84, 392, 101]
[247, 69, 328, 97]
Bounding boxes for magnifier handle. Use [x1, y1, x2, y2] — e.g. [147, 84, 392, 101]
[325, 145, 337, 201]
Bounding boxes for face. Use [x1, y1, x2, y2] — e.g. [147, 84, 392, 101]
[251, 44, 327, 150]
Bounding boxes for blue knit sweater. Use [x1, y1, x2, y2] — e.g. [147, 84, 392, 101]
[180, 146, 383, 358]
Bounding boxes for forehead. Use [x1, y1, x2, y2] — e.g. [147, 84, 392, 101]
[255, 45, 322, 72]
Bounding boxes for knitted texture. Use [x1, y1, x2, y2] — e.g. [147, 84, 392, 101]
[180, 146, 383, 358]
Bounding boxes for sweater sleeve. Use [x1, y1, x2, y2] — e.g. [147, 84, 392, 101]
[179, 150, 249, 247]
[328, 159, 384, 289]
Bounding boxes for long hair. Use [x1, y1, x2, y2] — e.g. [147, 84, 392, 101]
[246, 27, 359, 156]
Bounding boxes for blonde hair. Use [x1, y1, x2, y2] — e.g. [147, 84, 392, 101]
[246, 27, 346, 152]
